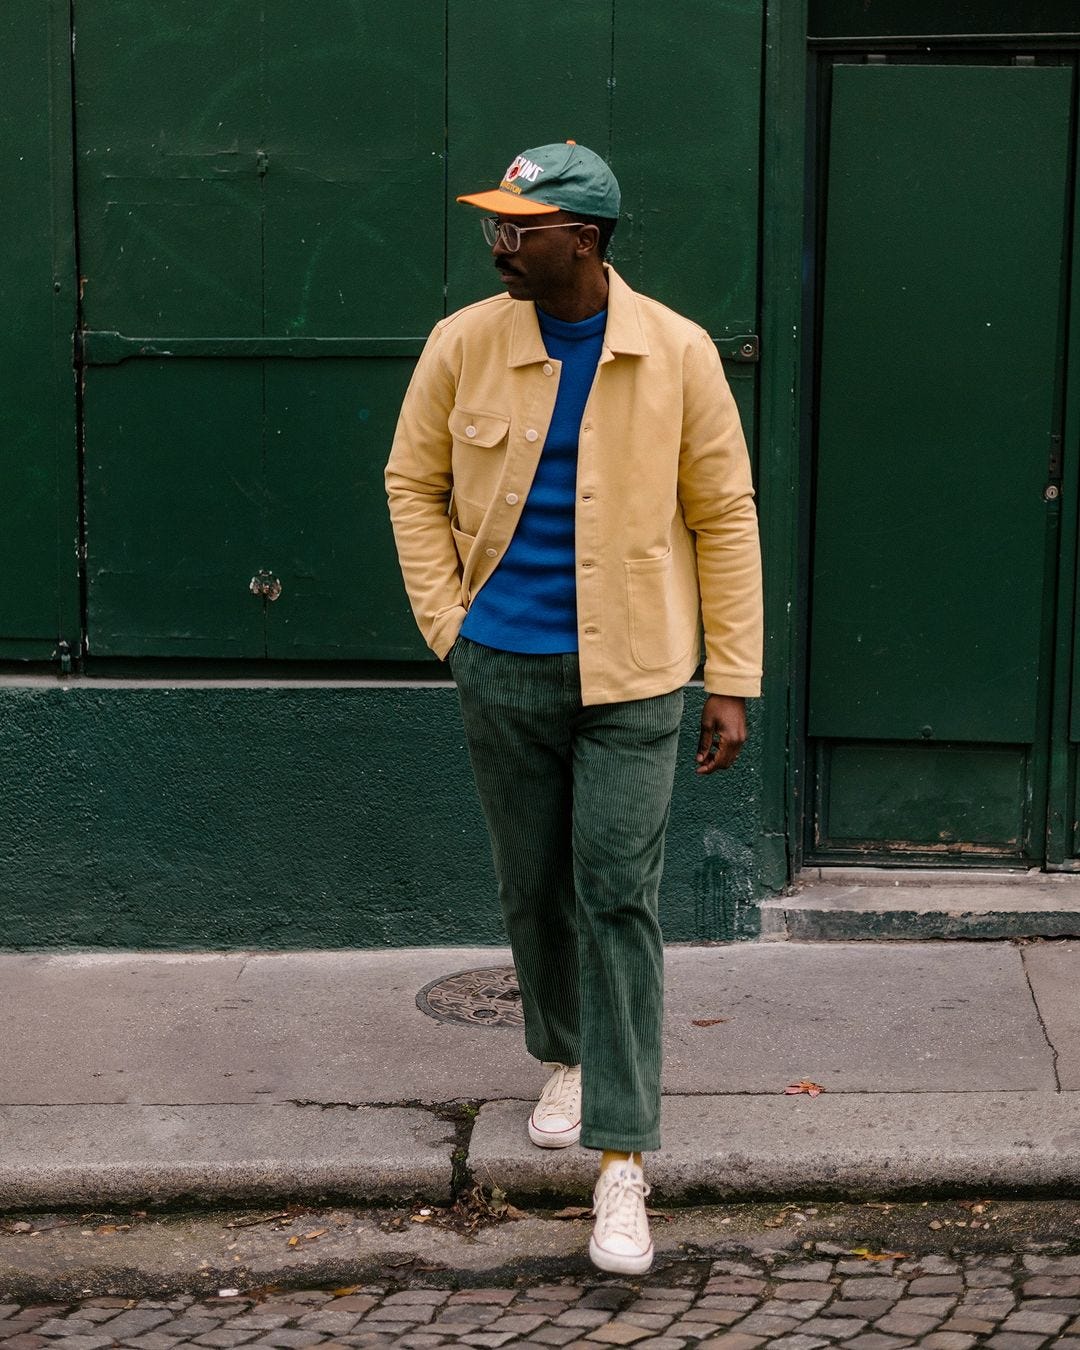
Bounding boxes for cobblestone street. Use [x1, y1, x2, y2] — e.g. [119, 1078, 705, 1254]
[5, 1243, 1080, 1350]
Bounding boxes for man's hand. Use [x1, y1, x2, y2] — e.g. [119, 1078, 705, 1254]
[695, 694, 747, 775]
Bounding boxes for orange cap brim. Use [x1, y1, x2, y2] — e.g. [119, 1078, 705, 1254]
[455, 188, 560, 214]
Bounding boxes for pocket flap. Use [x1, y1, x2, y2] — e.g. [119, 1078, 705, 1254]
[449, 407, 511, 448]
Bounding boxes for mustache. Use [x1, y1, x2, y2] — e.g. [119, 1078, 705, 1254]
[495, 260, 521, 275]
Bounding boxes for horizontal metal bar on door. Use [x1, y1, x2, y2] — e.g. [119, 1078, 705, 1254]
[77, 333, 427, 365]
[78, 332, 761, 365]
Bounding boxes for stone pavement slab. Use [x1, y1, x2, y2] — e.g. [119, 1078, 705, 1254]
[660, 942, 1052, 1093]
[469, 1093, 1080, 1202]
[0, 1104, 453, 1208]
[1023, 942, 1080, 1089]
[0, 950, 537, 1107]
[0, 943, 1055, 1108]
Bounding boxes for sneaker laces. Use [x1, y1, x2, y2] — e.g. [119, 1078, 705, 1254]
[593, 1164, 651, 1243]
[535, 1063, 580, 1124]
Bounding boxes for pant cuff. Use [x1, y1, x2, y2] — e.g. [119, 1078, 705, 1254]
[580, 1131, 659, 1154]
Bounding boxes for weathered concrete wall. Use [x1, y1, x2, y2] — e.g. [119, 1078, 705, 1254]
[0, 681, 763, 949]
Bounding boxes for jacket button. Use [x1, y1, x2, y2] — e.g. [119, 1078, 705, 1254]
[465, 424, 477, 437]
[582, 560, 594, 568]
[485, 547, 498, 557]
[581, 492, 593, 501]
[525, 428, 539, 442]
[505, 493, 519, 505]
[543, 363, 554, 376]
[584, 626, 598, 635]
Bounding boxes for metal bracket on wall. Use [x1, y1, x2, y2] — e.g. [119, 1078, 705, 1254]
[723, 334, 760, 362]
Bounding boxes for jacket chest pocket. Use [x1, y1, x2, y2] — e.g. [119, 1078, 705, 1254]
[449, 408, 511, 509]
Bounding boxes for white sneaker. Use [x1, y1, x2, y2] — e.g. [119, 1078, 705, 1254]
[589, 1159, 654, 1275]
[528, 1062, 582, 1148]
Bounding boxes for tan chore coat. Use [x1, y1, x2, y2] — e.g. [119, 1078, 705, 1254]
[385, 265, 763, 706]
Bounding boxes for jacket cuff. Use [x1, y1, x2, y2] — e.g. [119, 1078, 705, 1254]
[430, 605, 468, 660]
[702, 674, 762, 699]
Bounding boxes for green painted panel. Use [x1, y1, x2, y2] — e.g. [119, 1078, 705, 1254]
[809, 63, 1071, 743]
[85, 357, 432, 660]
[445, 0, 613, 313]
[610, 0, 762, 334]
[820, 741, 1026, 852]
[263, 359, 431, 660]
[76, 2, 445, 337]
[74, 1, 263, 336]
[446, 0, 763, 335]
[0, 685, 763, 949]
[76, 3, 445, 339]
[260, 3, 444, 338]
[84, 362, 265, 656]
[0, 0, 78, 652]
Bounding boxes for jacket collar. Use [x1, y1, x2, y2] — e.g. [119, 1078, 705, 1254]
[507, 264, 651, 367]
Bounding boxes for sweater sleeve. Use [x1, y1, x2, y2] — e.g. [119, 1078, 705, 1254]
[677, 330, 764, 697]
[384, 324, 468, 659]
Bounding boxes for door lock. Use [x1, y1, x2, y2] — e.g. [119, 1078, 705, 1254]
[249, 570, 282, 601]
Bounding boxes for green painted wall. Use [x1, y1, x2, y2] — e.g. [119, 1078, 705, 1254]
[0, 0, 807, 949]
[0, 684, 762, 950]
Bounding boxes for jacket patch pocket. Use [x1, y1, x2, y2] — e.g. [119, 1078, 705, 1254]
[624, 548, 698, 671]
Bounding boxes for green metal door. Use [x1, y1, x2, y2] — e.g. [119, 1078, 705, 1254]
[806, 57, 1075, 862]
[71, 0, 764, 665]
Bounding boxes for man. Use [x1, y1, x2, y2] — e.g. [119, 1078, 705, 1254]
[386, 141, 762, 1274]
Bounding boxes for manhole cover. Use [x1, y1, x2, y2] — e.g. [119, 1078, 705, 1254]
[416, 966, 524, 1027]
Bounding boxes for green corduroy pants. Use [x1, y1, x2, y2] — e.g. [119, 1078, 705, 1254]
[450, 635, 684, 1153]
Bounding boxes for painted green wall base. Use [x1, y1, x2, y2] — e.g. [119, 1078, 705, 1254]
[0, 682, 766, 950]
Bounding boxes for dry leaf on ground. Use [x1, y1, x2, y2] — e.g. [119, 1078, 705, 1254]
[691, 1018, 729, 1027]
[784, 1080, 825, 1096]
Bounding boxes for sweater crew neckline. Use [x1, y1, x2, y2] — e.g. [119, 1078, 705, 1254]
[536, 306, 608, 341]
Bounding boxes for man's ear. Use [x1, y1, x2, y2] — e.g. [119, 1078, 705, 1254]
[575, 223, 601, 258]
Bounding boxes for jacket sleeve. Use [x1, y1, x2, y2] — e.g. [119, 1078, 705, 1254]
[678, 330, 764, 698]
[384, 324, 467, 660]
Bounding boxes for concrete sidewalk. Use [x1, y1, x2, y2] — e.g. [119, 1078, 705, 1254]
[3, 939, 1079, 1210]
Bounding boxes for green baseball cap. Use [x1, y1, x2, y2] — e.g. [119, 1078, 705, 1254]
[457, 140, 620, 219]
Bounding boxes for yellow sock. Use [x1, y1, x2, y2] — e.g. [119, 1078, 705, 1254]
[600, 1150, 642, 1173]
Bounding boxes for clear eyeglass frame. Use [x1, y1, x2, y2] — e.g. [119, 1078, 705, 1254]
[480, 217, 583, 252]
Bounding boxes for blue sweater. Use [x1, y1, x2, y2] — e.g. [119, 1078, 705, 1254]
[460, 306, 607, 654]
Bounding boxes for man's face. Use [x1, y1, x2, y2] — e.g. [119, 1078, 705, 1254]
[490, 209, 584, 305]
